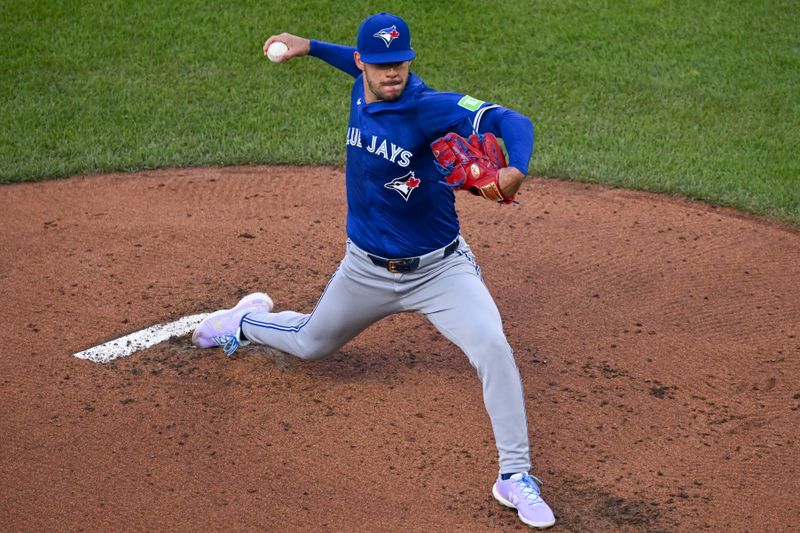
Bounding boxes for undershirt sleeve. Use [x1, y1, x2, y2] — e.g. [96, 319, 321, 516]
[309, 40, 362, 78]
[476, 106, 534, 175]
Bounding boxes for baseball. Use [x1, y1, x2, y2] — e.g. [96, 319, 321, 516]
[267, 41, 288, 62]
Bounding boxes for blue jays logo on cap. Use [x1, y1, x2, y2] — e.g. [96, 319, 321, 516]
[373, 25, 400, 47]
[357, 12, 416, 64]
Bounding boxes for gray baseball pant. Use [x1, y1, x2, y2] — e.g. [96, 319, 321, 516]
[241, 236, 532, 474]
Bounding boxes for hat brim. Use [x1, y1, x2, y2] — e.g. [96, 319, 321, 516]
[359, 49, 416, 64]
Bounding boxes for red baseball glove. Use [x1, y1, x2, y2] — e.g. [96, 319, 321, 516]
[430, 132, 515, 204]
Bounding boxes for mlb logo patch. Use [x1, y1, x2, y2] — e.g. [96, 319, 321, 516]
[373, 25, 401, 47]
[384, 171, 421, 201]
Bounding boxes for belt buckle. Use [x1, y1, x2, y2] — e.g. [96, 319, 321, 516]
[387, 259, 404, 273]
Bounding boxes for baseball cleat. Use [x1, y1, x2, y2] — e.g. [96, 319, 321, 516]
[492, 472, 556, 529]
[192, 292, 273, 356]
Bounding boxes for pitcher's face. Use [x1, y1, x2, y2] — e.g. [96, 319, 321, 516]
[355, 54, 411, 103]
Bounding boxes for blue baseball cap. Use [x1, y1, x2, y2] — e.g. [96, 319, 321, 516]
[357, 12, 416, 64]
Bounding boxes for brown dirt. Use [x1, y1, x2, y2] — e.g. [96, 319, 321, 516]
[1, 165, 798, 532]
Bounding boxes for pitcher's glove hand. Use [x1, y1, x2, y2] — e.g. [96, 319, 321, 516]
[430, 132, 515, 204]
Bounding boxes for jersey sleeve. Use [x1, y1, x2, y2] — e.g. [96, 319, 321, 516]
[416, 92, 486, 139]
[418, 91, 534, 174]
[309, 40, 362, 78]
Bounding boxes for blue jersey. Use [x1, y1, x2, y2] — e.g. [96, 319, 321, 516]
[310, 41, 534, 258]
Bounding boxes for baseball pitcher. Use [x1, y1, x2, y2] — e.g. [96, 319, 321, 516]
[193, 12, 555, 529]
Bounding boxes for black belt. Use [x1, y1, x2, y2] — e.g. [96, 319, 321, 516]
[368, 238, 459, 273]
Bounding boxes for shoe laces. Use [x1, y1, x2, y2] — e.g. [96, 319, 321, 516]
[213, 334, 241, 357]
[513, 473, 545, 505]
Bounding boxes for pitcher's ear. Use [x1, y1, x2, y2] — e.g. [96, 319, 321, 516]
[354, 51, 365, 72]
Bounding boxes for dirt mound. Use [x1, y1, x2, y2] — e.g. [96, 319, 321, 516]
[1, 166, 797, 531]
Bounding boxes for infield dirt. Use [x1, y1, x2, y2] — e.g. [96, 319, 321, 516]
[1, 166, 798, 532]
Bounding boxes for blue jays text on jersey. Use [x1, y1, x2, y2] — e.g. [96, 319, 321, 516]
[309, 40, 534, 259]
[346, 129, 413, 167]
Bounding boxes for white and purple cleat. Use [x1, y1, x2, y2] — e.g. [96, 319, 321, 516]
[192, 292, 273, 356]
[492, 472, 556, 529]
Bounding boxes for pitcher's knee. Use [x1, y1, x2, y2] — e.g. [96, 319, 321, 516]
[298, 350, 327, 361]
[467, 336, 517, 370]
[481, 332, 513, 355]
[295, 341, 336, 361]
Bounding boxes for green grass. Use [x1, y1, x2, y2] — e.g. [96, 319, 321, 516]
[1, 0, 798, 223]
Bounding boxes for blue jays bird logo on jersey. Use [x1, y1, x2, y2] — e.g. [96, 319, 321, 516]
[373, 25, 400, 47]
[384, 171, 420, 201]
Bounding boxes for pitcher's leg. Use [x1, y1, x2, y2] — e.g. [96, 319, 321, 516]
[242, 259, 395, 360]
[415, 269, 531, 473]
